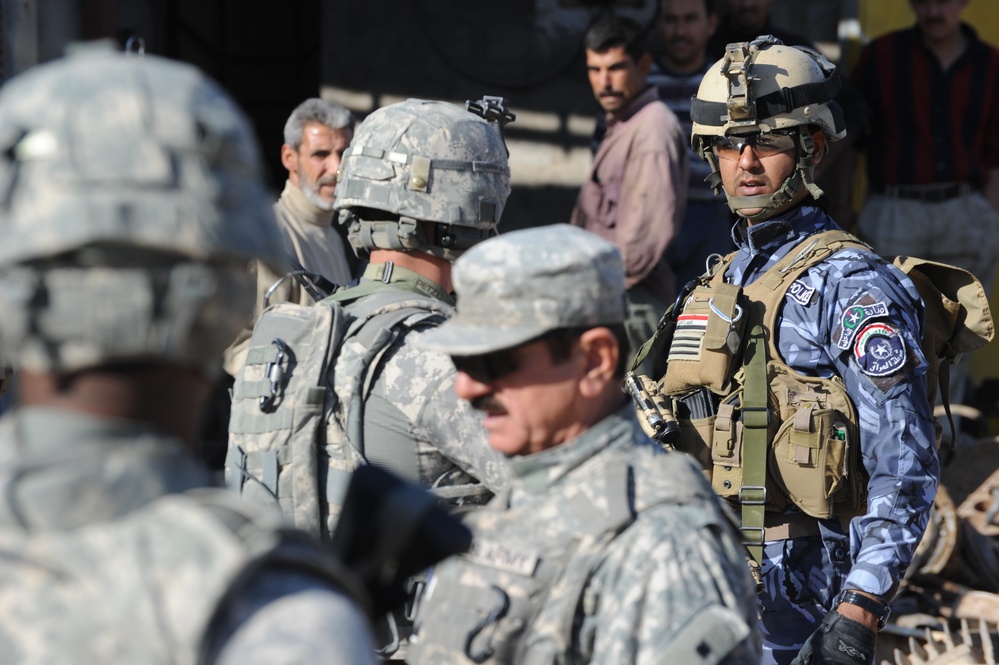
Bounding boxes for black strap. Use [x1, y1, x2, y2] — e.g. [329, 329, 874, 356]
[690, 70, 842, 127]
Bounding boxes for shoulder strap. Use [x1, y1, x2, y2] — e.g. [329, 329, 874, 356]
[738, 230, 867, 563]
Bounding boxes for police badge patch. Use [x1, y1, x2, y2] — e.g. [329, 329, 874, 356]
[835, 299, 890, 350]
[787, 280, 816, 306]
[853, 322, 906, 377]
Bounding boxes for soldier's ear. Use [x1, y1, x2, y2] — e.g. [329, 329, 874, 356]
[577, 327, 618, 399]
[810, 130, 828, 165]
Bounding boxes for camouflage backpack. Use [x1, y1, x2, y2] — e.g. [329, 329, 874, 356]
[225, 285, 450, 542]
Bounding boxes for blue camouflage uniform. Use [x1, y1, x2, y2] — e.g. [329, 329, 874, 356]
[726, 205, 939, 665]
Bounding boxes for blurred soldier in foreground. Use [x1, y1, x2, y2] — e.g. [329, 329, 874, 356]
[0, 43, 377, 664]
[227, 97, 513, 659]
[410, 224, 760, 665]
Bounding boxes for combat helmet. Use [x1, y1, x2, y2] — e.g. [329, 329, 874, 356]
[0, 41, 284, 377]
[334, 97, 512, 262]
[690, 36, 846, 222]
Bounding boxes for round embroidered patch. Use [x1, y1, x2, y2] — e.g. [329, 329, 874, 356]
[853, 322, 906, 377]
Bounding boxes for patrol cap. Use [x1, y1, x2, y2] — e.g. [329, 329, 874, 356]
[418, 224, 626, 356]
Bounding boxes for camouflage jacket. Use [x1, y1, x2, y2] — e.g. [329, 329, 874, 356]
[334, 261, 508, 496]
[726, 205, 939, 599]
[0, 407, 373, 665]
[410, 406, 761, 665]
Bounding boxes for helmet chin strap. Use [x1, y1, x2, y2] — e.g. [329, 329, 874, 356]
[723, 131, 826, 223]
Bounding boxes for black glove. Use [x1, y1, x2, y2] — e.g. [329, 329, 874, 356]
[328, 464, 473, 617]
[791, 610, 877, 665]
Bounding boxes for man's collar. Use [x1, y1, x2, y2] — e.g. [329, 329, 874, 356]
[733, 205, 816, 254]
[280, 179, 335, 227]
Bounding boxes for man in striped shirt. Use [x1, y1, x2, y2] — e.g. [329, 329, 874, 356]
[647, 0, 737, 288]
[852, 0, 999, 427]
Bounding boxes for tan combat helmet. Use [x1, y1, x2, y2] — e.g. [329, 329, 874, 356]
[334, 97, 512, 262]
[0, 41, 283, 377]
[690, 36, 846, 222]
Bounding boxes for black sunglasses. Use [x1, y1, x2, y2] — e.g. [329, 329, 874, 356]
[450, 328, 582, 384]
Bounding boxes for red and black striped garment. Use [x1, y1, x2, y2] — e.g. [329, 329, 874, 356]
[851, 24, 999, 190]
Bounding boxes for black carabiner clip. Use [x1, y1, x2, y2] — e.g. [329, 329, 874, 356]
[463, 585, 510, 664]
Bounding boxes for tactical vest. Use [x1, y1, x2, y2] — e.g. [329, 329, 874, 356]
[410, 444, 753, 665]
[0, 488, 365, 665]
[227, 276, 462, 540]
[632, 230, 994, 561]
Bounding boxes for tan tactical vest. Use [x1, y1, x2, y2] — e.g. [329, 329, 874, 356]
[633, 230, 993, 561]
[0, 489, 365, 665]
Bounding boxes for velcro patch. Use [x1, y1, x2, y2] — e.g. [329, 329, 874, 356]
[835, 300, 890, 350]
[853, 322, 906, 377]
[786, 280, 816, 306]
[668, 313, 708, 362]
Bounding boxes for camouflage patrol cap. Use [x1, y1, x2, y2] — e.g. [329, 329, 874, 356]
[334, 98, 511, 262]
[417, 224, 626, 356]
[0, 42, 283, 376]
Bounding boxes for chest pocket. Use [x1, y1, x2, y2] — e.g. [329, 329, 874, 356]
[663, 281, 745, 395]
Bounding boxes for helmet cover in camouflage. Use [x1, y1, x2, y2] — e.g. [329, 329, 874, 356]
[690, 36, 846, 221]
[0, 41, 284, 376]
[417, 224, 626, 355]
[334, 98, 511, 262]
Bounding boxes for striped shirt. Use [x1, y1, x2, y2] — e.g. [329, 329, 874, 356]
[851, 24, 999, 189]
[647, 59, 717, 201]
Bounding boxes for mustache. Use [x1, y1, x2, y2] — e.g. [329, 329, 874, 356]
[599, 89, 622, 98]
[471, 395, 506, 414]
[316, 174, 337, 186]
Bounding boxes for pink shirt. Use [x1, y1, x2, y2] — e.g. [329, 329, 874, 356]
[571, 87, 688, 302]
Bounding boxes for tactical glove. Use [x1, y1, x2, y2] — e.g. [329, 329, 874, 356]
[791, 610, 876, 665]
[329, 464, 473, 617]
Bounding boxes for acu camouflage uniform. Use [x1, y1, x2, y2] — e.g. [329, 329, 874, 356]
[228, 98, 512, 658]
[410, 225, 761, 665]
[0, 43, 376, 665]
[0, 409, 371, 665]
[411, 408, 761, 665]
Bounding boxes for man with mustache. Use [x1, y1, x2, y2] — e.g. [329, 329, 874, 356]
[852, 0, 999, 441]
[224, 98, 356, 377]
[648, 0, 737, 288]
[570, 13, 689, 361]
[409, 224, 760, 665]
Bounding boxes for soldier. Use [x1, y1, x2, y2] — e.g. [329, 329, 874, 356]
[409, 224, 761, 665]
[637, 37, 939, 664]
[0, 43, 376, 664]
[227, 97, 513, 659]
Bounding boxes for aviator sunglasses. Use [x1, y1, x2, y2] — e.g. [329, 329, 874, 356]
[450, 328, 581, 384]
[711, 129, 799, 161]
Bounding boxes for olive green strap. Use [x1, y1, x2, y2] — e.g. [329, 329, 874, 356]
[740, 324, 769, 564]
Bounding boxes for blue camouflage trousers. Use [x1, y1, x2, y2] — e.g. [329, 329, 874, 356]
[759, 528, 853, 665]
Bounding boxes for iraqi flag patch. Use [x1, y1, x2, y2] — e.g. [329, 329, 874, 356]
[853, 322, 906, 377]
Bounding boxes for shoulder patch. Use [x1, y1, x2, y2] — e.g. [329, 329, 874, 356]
[786, 280, 816, 306]
[834, 299, 890, 350]
[853, 322, 907, 377]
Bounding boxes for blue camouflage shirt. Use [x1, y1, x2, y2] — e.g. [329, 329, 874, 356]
[726, 205, 939, 600]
